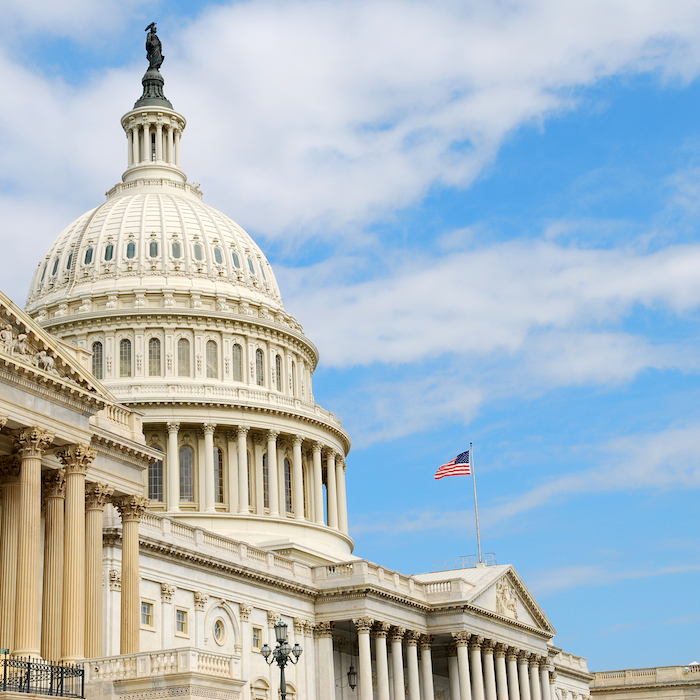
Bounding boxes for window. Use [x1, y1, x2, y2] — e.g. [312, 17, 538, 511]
[84, 248, 93, 265]
[291, 361, 297, 396]
[149, 241, 158, 258]
[232, 344, 242, 382]
[214, 447, 224, 504]
[40, 263, 47, 282]
[252, 627, 261, 649]
[232, 251, 241, 268]
[91, 341, 103, 379]
[104, 244, 114, 261]
[284, 458, 292, 514]
[214, 247, 223, 264]
[275, 355, 282, 392]
[262, 453, 269, 509]
[206, 340, 218, 378]
[179, 445, 194, 502]
[119, 339, 132, 377]
[66, 253, 73, 270]
[176, 610, 188, 635]
[149, 447, 163, 502]
[151, 132, 156, 162]
[213, 619, 224, 644]
[247, 258, 255, 275]
[172, 241, 181, 258]
[126, 242, 136, 259]
[141, 602, 153, 627]
[148, 338, 161, 376]
[194, 244, 203, 261]
[255, 348, 264, 386]
[178, 338, 190, 377]
[52, 258, 59, 275]
[260, 263, 267, 281]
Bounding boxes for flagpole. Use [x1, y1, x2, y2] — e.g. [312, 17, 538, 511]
[471, 442, 483, 564]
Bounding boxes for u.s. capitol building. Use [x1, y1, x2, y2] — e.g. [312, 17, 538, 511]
[0, 30, 593, 700]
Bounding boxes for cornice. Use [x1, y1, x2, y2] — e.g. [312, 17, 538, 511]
[556, 664, 595, 683]
[91, 430, 161, 469]
[316, 586, 431, 612]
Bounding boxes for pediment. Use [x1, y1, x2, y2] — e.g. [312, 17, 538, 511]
[470, 567, 555, 634]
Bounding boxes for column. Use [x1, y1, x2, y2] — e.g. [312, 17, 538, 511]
[155, 122, 163, 161]
[167, 422, 180, 512]
[354, 618, 374, 700]
[304, 622, 316, 700]
[292, 435, 304, 520]
[253, 434, 264, 514]
[293, 620, 306, 699]
[131, 127, 139, 164]
[374, 622, 391, 700]
[142, 123, 151, 162]
[336, 456, 348, 533]
[0, 456, 21, 652]
[447, 644, 460, 700]
[506, 648, 521, 700]
[518, 652, 532, 700]
[470, 636, 485, 700]
[237, 426, 250, 513]
[420, 635, 435, 700]
[540, 660, 551, 700]
[529, 657, 542, 700]
[325, 450, 338, 529]
[166, 126, 174, 163]
[484, 640, 498, 700]
[174, 129, 181, 166]
[390, 627, 406, 700]
[315, 622, 335, 700]
[203, 423, 216, 512]
[58, 444, 94, 661]
[41, 471, 65, 661]
[405, 631, 421, 700]
[226, 432, 238, 512]
[13, 428, 55, 657]
[312, 443, 324, 525]
[549, 671, 557, 700]
[266, 431, 280, 516]
[85, 483, 113, 659]
[127, 129, 133, 166]
[452, 632, 472, 700]
[115, 495, 148, 654]
[495, 644, 509, 700]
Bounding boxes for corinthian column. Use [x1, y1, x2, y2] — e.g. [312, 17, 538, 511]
[405, 631, 421, 700]
[292, 436, 304, 519]
[447, 644, 460, 700]
[518, 652, 532, 700]
[354, 617, 374, 700]
[315, 623, 334, 700]
[41, 470, 65, 661]
[58, 444, 95, 661]
[374, 622, 391, 700]
[85, 483, 113, 658]
[0, 456, 21, 653]
[115, 495, 148, 654]
[495, 644, 509, 700]
[470, 636, 486, 700]
[203, 423, 217, 512]
[484, 639, 498, 700]
[166, 422, 180, 512]
[540, 659, 552, 700]
[312, 443, 324, 525]
[452, 631, 472, 700]
[325, 450, 338, 529]
[390, 627, 406, 700]
[237, 426, 250, 513]
[420, 635, 435, 700]
[506, 648, 521, 700]
[12, 427, 54, 657]
[266, 430, 280, 516]
[336, 456, 348, 533]
[529, 657, 542, 700]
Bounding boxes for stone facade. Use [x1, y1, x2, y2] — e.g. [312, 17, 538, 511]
[591, 664, 700, 700]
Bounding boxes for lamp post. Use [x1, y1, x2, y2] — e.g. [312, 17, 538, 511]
[261, 620, 302, 700]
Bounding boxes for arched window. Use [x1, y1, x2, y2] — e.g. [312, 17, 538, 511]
[291, 361, 297, 396]
[194, 244, 203, 261]
[149, 241, 158, 258]
[52, 258, 59, 275]
[232, 344, 242, 382]
[104, 244, 114, 261]
[66, 253, 73, 270]
[148, 338, 161, 376]
[214, 447, 224, 504]
[232, 251, 241, 268]
[247, 258, 256, 275]
[214, 248, 223, 264]
[178, 338, 190, 377]
[149, 447, 163, 502]
[126, 242, 136, 259]
[275, 355, 282, 391]
[179, 445, 194, 502]
[247, 451, 252, 508]
[206, 340, 218, 378]
[260, 263, 267, 281]
[255, 348, 264, 386]
[262, 453, 269, 509]
[40, 263, 47, 282]
[172, 241, 181, 258]
[91, 341, 103, 379]
[119, 339, 132, 377]
[84, 248, 93, 265]
[284, 458, 293, 514]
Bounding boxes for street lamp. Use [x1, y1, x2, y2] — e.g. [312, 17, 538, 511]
[260, 620, 302, 700]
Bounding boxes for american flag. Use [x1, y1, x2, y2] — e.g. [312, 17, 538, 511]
[434, 450, 471, 479]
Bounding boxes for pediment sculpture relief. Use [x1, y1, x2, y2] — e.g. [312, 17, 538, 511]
[496, 578, 519, 620]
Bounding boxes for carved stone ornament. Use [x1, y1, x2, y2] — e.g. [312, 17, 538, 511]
[267, 610, 280, 627]
[42, 469, 66, 499]
[518, 650, 531, 664]
[404, 630, 421, 646]
[115, 495, 149, 522]
[0, 415, 7, 431]
[373, 621, 391, 638]
[194, 591, 209, 611]
[161, 583, 176, 602]
[12, 427, 55, 458]
[420, 634, 433, 650]
[239, 604, 252, 621]
[109, 569, 122, 591]
[506, 646, 520, 661]
[57, 444, 96, 474]
[85, 482, 114, 510]
[293, 618, 305, 635]
[314, 621, 334, 638]
[353, 617, 374, 634]
[496, 578, 519, 620]
[0, 455, 21, 483]
[495, 642, 508, 658]
[389, 626, 406, 643]
[469, 635, 485, 651]
[292, 435, 304, 447]
[167, 422, 180, 435]
[451, 631, 471, 647]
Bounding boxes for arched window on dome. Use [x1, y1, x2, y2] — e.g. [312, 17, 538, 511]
[84, 248, 93, 265]
[206, 340, 218, 378]
[178, 338, 190, 377]
[66, 253, 73, 270]
[247, 258, 256, 275]
[172, 241, 182, 258]
[126, 242, 136, 259]
[232, 251, 241, 269]
[149, 447, 163, 502]
[104, 244, 114, 262]
[51, 258, 59, 275]
[275, 355, 282, 392]
[291, 361, 297, 397]
[179, 445, 195, 502]
[40, 263, 47, 282]
[284, 458, 293, 514]
[214, 248, 223, 265]
[194, 244, 203, 261]
[119, 339, 132, 377]
[214, 446, 224, 504]
[148, 338, 161, 376]
[91, 341, 103, 379]
[260, 263, 267, 281]
[149, 241, 158, 258]
[255, 349, 264, 387]
[232, 344, 243, 382]
[262, 453, 269, 510]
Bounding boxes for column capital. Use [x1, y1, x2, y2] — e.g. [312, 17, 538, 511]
[293, 618, 305, 635]
[419, 634, 433, 650]
[12, 427, 55, 457]
[549, 671, 557, 683]
[0, 415, 7, 431]
[236, 425, 250, 438]
[166, 422, 180, 434]
[336, 455, 345, 468]
[312, 441, 323, 454]
[452, 630, 471, 646]
[373, 621, 391, 638]
[194, 591, 209, 610]
[252, 432, 264, 445]
[57, 443, 96, 474]
[530, 655, 542, 668]
[539, 657, 551, 670]
[160, 583, 175, 603]
[353, 616, 375, 633]
[85, 482, 114, 510]
[266, 429, 280, 441]
[404, 629, 421, 646]
[323, 447, 337, 461]
[506, 646, 520, 661]
[314, 621, 334, 638]
[495, 642, 508, 658]
[469, 635, 484, 651]
[42, 469, 65, 499]
[292, 434, 304, 447]
[225, 430, 237, 442]
[303, 620, 315, 635]
[518, 650, 531, 664]
[115, 495, 148, 522]
[389, 626, 406, 642]
[239, 603, 252, 621]
[0, 454, 21, 483]
[483, 638, 496, 654]
[445, 642, 458, 657]
[202, 423, 216, 436]
[267, 609, 280, 627]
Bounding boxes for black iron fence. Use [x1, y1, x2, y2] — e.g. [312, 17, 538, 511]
[1, 654, 84, 698]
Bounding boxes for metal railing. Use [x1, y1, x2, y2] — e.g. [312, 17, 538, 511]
[1, 654, 84, 698]
[431, 552, 497, 572]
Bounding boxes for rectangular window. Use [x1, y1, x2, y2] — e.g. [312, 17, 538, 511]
[206, 340, 218, 378]
[141, 602, 153, 627]
[148, 338, 161, 376]
[178, 338, 190, 377]
[214, 447, 224, 504]
[119, 339, 132, 378]
[148, 450, 163, 502]
[252, 627, 261, 649]
[176, 609, 187, 635]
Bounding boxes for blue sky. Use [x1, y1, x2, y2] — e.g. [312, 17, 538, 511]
[2, 0, 700, 671]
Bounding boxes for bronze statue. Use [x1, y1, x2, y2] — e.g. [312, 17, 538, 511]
[145, 22, 164, 71]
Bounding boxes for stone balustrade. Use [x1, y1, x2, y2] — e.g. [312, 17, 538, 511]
[591, 665, 700, 687]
